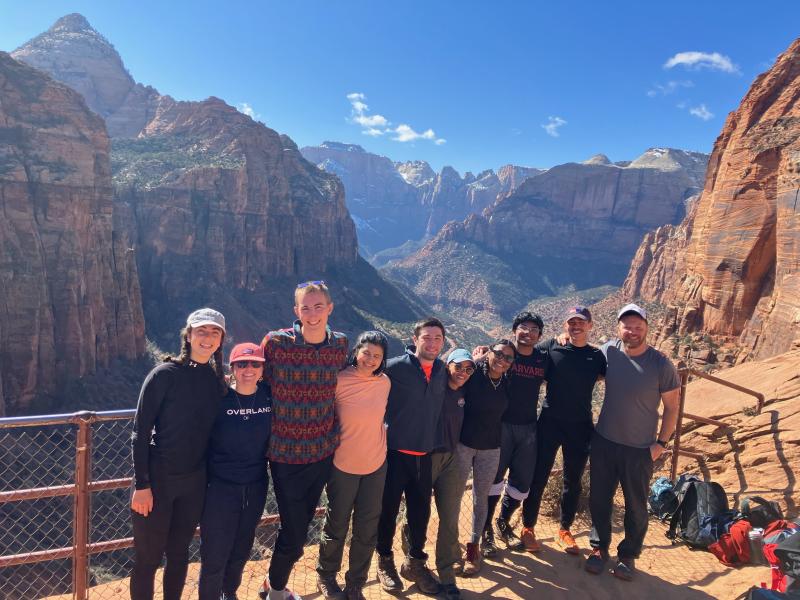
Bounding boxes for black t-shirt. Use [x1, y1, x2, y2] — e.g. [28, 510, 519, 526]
[503, 348, 547, 425]
[207, 383, 272, 484]
[459, 363, 509, 450]
[436, 385, 466, 452]
[539, 338, 606, 423]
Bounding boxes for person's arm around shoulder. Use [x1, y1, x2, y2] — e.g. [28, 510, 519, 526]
[649, 356, 682, 461]
[130, 365, 171, 516]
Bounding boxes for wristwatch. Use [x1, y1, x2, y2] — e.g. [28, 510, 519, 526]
[656, 439, 669, 449]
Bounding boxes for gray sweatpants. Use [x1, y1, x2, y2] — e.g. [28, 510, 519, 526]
[456, 443, 501, 544]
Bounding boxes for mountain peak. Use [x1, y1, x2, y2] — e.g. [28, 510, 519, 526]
[584, 153, 611, 165]
[50, 13, 95, 34]
[319, 141, 366, 153]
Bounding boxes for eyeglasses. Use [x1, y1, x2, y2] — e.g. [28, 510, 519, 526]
[296, 280, 326, 289]
[452, 364, 475, 374]
[516, 324, 541, 333]
[232, 361, 264, 369]
[491, 349, 515, 363]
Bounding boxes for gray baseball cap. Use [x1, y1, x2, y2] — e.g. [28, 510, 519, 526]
[186, 307, 226, 332]
[617, 303, 647, 322]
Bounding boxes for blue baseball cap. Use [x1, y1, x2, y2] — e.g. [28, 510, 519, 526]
[564, 306, 592, 322]
[447, 348, 475, 365]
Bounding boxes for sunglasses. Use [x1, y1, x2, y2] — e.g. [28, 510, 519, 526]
[296, 280, 326, 289]
[232, 361, 264, 369]
[452, 363, 475, 374]
[491, 349, 515, 363]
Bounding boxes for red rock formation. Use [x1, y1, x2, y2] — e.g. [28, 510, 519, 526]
[623, 38, 800, 361]
[0, 52, 145, 415]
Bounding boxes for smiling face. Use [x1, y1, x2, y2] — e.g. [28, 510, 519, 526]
[413, 325, 445, 363]
[232, 360, 264, 389]
[514, 321, 542, 349]
[294, 290, 334, 337]
[187, 324, 224, 363]
[619, 315, 648, 351]
[447, 360, 475, 388]
[487, 345, 515, 377]
[564, 317, 592, 345]
[355, 343, 384, 376]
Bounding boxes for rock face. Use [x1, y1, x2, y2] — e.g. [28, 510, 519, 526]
[385, 148, 708, 323]
[623, 38, 800, 361]
[301, 142, 543, 256]
[0, 52, 145, 415]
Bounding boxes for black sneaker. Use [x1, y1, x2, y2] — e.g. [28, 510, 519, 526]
[585, 548, 610, 575]
[317, 575, 346, 600]
[495, 518, 525, 551]
[482, 528, 498, 558]
[377, 554, 404, 592]
[612, 557, 636, 581]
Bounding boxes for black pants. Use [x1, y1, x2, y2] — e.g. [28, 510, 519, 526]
[198, 477, 269, 599]
[268, 456, 333, 591]
[130, 471, 206, 600]
[376, 450, 433, 560]
[522, 415, 593, 529]
[589, 433, 653, 559]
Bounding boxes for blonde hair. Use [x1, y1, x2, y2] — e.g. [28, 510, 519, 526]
[294, 281, 332, 305]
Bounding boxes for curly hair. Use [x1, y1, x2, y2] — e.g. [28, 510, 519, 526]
[163, 326, 227, 392]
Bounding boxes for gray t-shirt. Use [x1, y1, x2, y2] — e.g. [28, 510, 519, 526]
[595, 340, 681, 448]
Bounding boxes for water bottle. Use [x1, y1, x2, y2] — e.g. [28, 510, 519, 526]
[749, 528, 766, 565]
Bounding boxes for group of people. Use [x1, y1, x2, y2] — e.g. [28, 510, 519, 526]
[129, 280, 681, 600]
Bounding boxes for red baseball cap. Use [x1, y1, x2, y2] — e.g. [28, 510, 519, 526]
[229, 343, 265, 364]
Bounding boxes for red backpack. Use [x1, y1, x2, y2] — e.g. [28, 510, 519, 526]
[762, 520, 800, 591]
[709, 519, 752, 566]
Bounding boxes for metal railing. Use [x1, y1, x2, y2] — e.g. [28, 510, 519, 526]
[670, 364, 765, 480]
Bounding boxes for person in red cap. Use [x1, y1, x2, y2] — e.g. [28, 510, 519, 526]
[199, 342, 273, 600]
[130, 308, 228, 600]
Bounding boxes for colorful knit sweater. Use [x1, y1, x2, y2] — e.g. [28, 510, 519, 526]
[261, 321, 348, 464]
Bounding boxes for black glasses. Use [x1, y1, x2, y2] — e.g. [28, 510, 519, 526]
[232, 361, 264, 369]
[297, 280, 326, 289]
[453, 364, 475, 374]
[491, 349, 515, 363]
[516, 324, 541, 333]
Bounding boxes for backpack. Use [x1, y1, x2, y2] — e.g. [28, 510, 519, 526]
[708, 519, 752, 566]
[762, 520, 800, 591]
[648, 476, 679, 520]
[667, 478, 730, 548]
[774, 531, 800, 591]
[741, 496, 784, 529]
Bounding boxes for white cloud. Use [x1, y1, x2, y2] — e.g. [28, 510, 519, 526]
[689, 104, 714, 120]
[646, 80, 694, 97]
[237, 102, 261, 120]
[664, 51, 739, 74]
[345, 92, 444, 145]
[542, 116, 567, 138]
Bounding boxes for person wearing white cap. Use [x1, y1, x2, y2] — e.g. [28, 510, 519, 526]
[585, 303, 681, 581]
[130, 308, 228, 600]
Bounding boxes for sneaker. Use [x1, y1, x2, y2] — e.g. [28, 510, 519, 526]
[495, 518, 525, 551]
[612, 557, 636, 581]
[377, 554, 404, 592]
[462, 542, 481, 577]
[558, 528, 580, 555]
[316, 575, 346, 600]
[441, 583, 462, 599]
[343, 585, 366, 600]
[400, 556, 441, 595]
[585, 548, 610, 575]
[519, 526, 542, 553]
[258, 581, 303, 600]
[482, 528, 498, 558]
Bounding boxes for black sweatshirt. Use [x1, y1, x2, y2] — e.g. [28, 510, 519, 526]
[539, 338, 607, 423]
[131, 361, 223, 489]
[207, 383, 272, 484]
[459, 362, 510, 450]
[503, 348, 547, 425]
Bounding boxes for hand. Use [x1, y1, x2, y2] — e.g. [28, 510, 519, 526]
[556, 333, 570, 345]
[649, 443, 666, 462]
[131, 488, 154, 516]
[472, 346, 489, 360]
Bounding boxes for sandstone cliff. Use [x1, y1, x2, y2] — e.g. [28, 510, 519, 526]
[0, 52, 145, 415]
[385, 148, 707, 323]
[623, 38, 800, 361]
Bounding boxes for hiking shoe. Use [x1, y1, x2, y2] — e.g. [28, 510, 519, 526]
[452, 558, 464, 576]
[612, 557, 636, 581]
[317, 575, 346, 600]
[462, 542, 481, 577]
[377, 554, 404, 592]
[519, 526, 542, 553]
[258, 582, 303, 600]
[441, 583, 462, 600]
[343, 585, 366, 600]
[558, 528, 580, 555]
[400, 556, 441, 595]
[482, 527, 498, 558]
[585, 548, 610, 575]
[495, 518, 525, 551]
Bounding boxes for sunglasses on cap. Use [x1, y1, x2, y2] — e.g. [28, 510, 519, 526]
[297, 280, 326, 289]
[232, 361, 264, 369]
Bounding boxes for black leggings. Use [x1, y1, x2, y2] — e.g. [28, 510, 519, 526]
[130, 471, 206, 600]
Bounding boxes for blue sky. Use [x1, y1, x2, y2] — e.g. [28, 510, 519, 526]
[2, 1, 798, 173]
